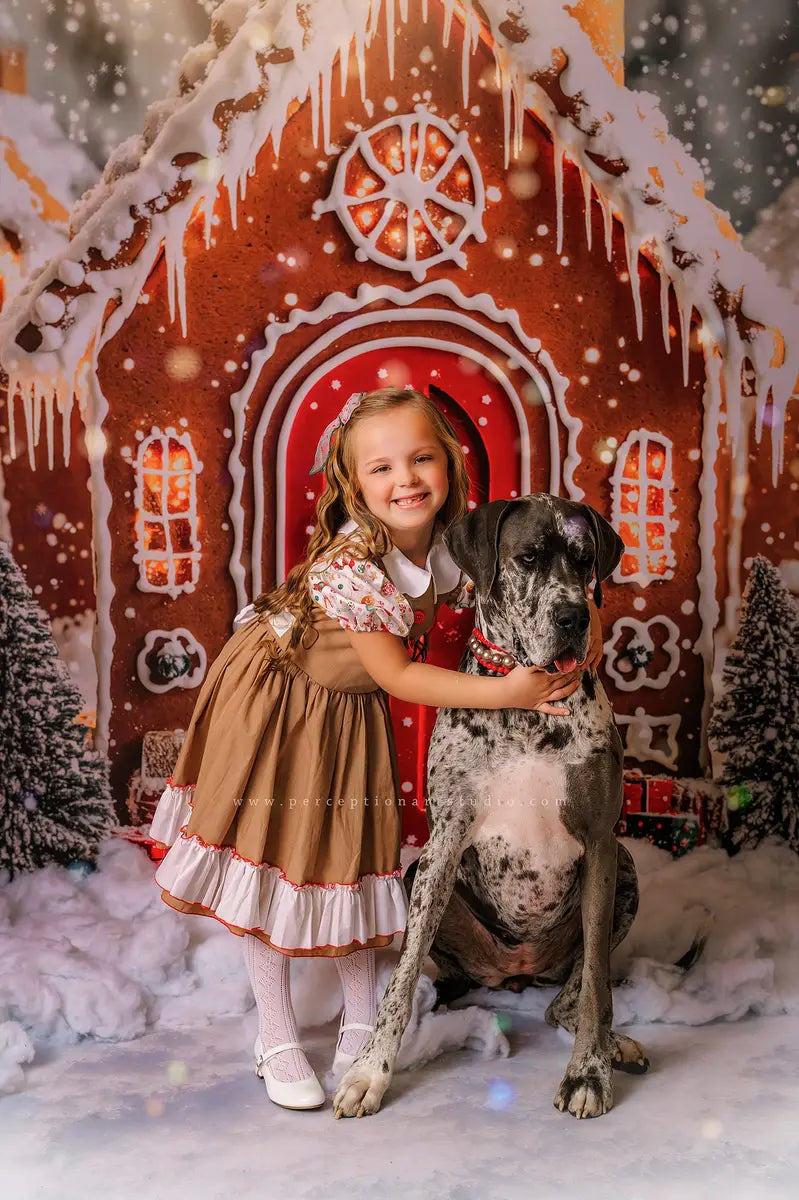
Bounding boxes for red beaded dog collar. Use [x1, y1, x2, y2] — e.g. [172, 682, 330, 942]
[467, 627, 517, 675]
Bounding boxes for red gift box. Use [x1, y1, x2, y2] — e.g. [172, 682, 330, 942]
[616, 772, 725, 855]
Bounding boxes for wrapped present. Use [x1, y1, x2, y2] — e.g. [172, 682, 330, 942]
[617, 772, 725, 857]
[126, 728, 185, 825]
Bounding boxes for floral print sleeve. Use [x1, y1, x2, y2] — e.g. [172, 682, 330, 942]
[309, 555, 415, 635]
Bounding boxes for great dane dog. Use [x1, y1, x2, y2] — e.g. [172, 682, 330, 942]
[333, 494, 649, 1121]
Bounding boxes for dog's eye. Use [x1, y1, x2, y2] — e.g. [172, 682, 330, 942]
[520, 551, 537, 565]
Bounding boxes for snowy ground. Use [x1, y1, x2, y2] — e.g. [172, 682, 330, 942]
[3, 1010, 799, 1199]
[2, 835, 799, 1198]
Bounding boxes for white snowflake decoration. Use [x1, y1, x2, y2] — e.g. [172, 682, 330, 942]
[314, 105, 486, 282]
[136, 628, 207, 695]
[604, 615, 681, 691]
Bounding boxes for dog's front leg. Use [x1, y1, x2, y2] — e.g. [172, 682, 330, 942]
[333, 818, 470, 1119]
[554, 836, 617, 1119]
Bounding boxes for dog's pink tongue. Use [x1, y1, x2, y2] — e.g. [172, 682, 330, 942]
[555, 653, 578, 673]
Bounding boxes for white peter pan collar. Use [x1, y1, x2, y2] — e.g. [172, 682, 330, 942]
[338, 517, 461, 599]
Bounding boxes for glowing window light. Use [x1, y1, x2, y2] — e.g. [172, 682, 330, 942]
[610, 430, 676, 586]
[134, 426, 203, 598]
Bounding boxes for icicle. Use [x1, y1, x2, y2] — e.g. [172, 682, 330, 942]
[164, 215, 189, 338]
[338, 28, 351, 98]
[422, 0, 428, 21]
[45, 388, 55, 471]
[512, 70, 524, 160]
[581, 168, 593, 252]
[23, 383, 35, 470]
[623, 227, 644, 340]
[385, 0, 395, 78]
[32, 382, 44, 451]
[442, 0, 455, 46]
[399, 0, 409, 23]
[60, 388, 72, 468]
[720, 319, 746, 452]
[461, 7, 473, 108]
[554, 138, 564, 255]
[354, 12, 368, 103]
[309, 71, 320, 147]
[6, 373, 18, 460]
[598, 188, 613, 260]
[321, 61, 333, 153]
[497, 53, 512, 169]
[671, 273, 693, 387]
[658, 262, 671, 354]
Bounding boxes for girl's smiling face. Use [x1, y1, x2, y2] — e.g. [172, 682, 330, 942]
[352, 405, 450, 536]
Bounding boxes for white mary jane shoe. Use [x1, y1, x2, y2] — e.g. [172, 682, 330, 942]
[254, 1037, 325, 1110]
[332, 1019, 375, 1073]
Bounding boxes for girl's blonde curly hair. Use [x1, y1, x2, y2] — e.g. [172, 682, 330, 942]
[253, 386, 470, 665]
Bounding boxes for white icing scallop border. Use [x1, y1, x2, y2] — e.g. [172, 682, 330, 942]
[225, 281, 579, 609]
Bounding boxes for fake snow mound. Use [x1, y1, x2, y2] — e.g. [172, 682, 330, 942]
[1, 835, 797, 1095]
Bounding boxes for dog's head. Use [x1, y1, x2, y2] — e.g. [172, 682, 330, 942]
[443, 494, 624, 671]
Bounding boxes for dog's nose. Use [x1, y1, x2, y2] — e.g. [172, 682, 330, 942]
[554, 604, 590, 636]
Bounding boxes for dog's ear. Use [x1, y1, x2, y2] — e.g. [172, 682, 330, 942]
[443, 499, 520, 596]
[581, 504, 625, 608]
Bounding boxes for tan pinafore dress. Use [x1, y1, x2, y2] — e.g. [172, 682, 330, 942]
[149, 528, 474, 958]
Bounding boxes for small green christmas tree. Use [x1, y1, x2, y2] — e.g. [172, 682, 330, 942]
[0, 540, 115, 877]
[708, 555, 799, 855]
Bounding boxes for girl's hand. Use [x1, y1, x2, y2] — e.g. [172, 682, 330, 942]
[581, 597, 604, 671]
[500, 663, 583, 715]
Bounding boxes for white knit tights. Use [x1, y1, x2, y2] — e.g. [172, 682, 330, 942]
[335, 948, 377, 1057]
[243, 935, 313, 1083]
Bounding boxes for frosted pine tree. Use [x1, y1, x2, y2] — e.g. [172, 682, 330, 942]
[708, 556, 799, 855]
[0, 541, 115, 878]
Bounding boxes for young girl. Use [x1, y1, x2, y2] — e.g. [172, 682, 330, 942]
[149, 387, 599, 1111]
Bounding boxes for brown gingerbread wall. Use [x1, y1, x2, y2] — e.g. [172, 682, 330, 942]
[97, 5, 774, 799]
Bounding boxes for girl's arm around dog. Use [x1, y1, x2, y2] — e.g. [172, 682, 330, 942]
[346, 629, 582, 714]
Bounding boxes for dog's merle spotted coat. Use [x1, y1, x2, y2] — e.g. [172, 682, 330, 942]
[333, 496, 648, 1122]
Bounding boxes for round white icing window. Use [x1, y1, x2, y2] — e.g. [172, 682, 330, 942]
[314, 104, 486, 282]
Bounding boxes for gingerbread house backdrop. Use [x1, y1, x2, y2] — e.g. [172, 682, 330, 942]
[0, 45, 97, 638]
[0, 0, 797, 835]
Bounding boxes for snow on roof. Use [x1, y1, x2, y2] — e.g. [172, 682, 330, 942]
[0, 90, 97, 303]
[0, 0, 797, 476]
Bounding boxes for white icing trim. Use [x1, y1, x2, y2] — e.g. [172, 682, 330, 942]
[2, 0, 797, 480]
[610, 428, 677, 587]
[604, 615, 680, 691]
[136, 628, 208, 695]
[86, 364, 114, 756]
[696, 362, 723, 772]
[226, 282, 578, 608]
[269, 334, 534, 590]
[314, 104, 487, 281]
[724, 393, 756, 633]
[133, 425, 203, 599]
[616, 708, 681, 771]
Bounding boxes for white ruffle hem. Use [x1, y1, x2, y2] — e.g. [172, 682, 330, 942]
[148, 783, 408, 953]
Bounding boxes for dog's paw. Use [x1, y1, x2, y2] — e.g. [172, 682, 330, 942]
[610, 1031, 649, 1075]
[554, 1057, 613, 1119]
[332, 1058, 390, 1119]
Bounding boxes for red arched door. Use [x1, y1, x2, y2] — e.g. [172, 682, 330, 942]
[281, 342, 525, 844]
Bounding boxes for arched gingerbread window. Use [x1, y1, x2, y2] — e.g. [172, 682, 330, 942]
[610, 429, 676, 585]
[134, 426, 202, 598]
